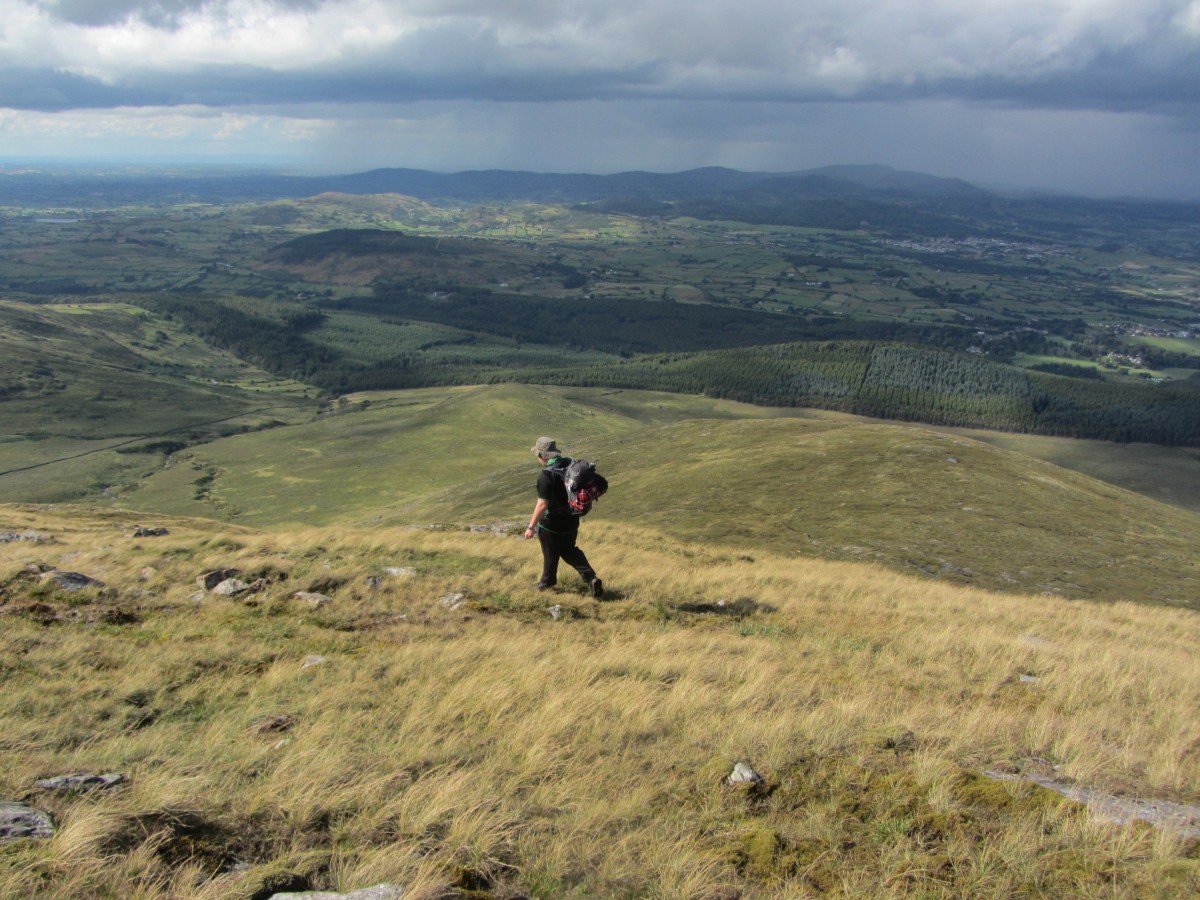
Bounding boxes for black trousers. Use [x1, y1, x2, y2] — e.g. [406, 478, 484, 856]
[537, 527, 597, 587]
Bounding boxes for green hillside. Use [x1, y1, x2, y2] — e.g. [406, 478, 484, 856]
[0, 300, 313, 501]
[77, 383, 1200, 607]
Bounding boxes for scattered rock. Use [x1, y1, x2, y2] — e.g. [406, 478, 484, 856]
[295, 591, 333, 608]
[440, 592, 466, 610]
[1018, 673, 1040, 684]
[197, 568, 241, 591]
[727, 762, 763, 785]
[132, 526, 170, 537]
[40, 571, 105, 592]
[549, 604, 565, 620]
[301, 655, 326, 669]
[0, 801, 55, 843]
[35, 773, 127, 793]
[212, 578, 249, 596]
[384, 566, 417, 577]
[946, 456, 960, 464]
[0, 530, 52, 544]
[138, 567, 157, 582]
[267, 884, 404, 900]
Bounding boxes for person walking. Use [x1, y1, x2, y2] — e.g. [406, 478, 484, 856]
[524, 436, 604, 598]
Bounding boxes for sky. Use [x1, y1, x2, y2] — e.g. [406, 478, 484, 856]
[3, 0, 1200, 199]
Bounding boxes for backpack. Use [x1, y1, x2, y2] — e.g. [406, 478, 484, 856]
[557, 458, 608, 516]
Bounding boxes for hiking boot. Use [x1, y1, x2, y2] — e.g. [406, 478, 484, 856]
[535, 581, 555, 591]
[589, 578, 604, 599]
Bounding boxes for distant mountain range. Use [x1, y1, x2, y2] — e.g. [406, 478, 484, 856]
[3, 162, 988, 206]
[6, 162, 1198, 242]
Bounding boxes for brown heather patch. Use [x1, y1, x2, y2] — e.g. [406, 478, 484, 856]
[0, 508, 1197, 898]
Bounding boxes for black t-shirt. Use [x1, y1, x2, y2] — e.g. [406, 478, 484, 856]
[536, 457, 578, 533]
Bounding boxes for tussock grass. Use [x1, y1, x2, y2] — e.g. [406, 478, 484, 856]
[1, 507, 1198, 897]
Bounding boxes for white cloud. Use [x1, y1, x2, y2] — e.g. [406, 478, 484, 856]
[4, 0, 1199, 97]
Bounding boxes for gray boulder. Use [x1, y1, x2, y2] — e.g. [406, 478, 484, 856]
[268, 885, 404, 900]
[35, 773, 127, 793]
[213, 578, 249, 596]
[197, 568, 241, 591]
[132, 526, 170, 537]
[0, 802, 55, 843]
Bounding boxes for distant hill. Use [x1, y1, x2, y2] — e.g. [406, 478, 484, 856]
[8, 162, 1198, 242]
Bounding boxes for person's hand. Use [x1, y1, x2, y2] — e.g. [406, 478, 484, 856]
[524, 527, 535, 540]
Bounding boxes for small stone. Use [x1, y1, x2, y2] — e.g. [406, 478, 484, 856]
[190, 591, 207, 602]
[549, 604, 564, 620]
[384, 567, 417, 577]
[1018, 673, 1040, 683]
[212, 578, 249, 596]
[267, 884, 405, 900]
[727, 762, 763, 785]
[35, 773, 127, 793]
[946, 457, 960, 464]
[132, 526, 170, 537]
[0, 801, 55, 843]
[138, 567, 157, 582]
[364, 576, 383, 590]
[302, 655, 326, 669]
[295, 592, 332, 608]
[271, 738, 293, 751]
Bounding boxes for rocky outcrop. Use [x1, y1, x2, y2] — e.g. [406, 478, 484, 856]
[132, 526, 170, 537]
[0, 802, 54, 843]
[0, 531, 52, 544]
[212, 578, 250, 596]
[35, 773, 127, 793]
[40, 571, 105, 592]
[197, 569, 241, 591]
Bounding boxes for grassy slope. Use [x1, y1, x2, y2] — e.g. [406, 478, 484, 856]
[0, 300, 315, 501]
[81, 384, 1200, 607]
[0, 505, 1197, 898]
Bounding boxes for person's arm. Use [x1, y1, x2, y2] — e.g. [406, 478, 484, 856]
[524, 498, 549, 539]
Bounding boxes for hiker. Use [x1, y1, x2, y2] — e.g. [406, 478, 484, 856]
[524, 436, 604, 598]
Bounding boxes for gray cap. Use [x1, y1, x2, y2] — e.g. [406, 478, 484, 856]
[531, 436, 562, 457]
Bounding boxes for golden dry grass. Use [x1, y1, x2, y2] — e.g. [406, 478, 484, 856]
[0, 506, 1197, 898]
